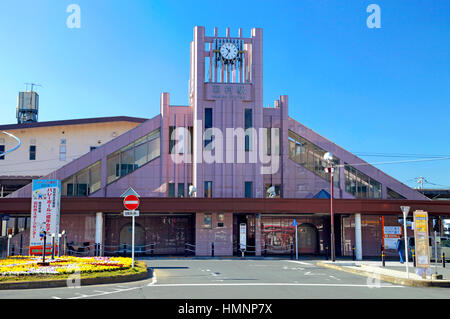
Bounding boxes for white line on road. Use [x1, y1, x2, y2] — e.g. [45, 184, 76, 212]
[287, 261, 311, 266]
[147, 274, 157, 286]
[145, 283, 404, 288]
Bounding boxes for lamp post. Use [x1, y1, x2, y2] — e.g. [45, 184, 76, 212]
[51, 233, 56, 260]
[324, 152, 336, 262]
[58, 233, 62, 257]
[400, 206, 410, 279]
[7, 234, 12, 257]
[61, 230, 66, 256]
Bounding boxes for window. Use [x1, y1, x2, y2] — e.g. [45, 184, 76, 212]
[169, 127, 186, 154]
[265, 184, 281, 198]
[169, 126, 176, 154]
[204, 181, 212, 198]
[62, 161, 101, 196]
[387, 187, 405, 199]
[288, 130, 339, 187]
[266, 128, 280, 156]
[178, 183, 185, 198]
[344, 164, 381, 199]
[168, 183, 175, 197]
[59, 139, 67, 161]
[188, 127, 193, 154]
[245, 109, 252, 151]
[29, 145, 36, 160]
[0, 145, 4, 160]
[107, 128, 160, 184]
[204, 108, 213, 149]
[245, 181, 253, 198]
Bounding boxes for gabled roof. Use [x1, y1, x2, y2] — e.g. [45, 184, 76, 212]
[0, 116, 148, 130]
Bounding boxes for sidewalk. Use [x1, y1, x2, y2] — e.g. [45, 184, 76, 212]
[317, 260, 450, 287]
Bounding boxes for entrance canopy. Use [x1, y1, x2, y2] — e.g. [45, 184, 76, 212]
[1, 197, 449, 216]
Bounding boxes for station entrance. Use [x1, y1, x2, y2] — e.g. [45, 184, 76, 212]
[105, 213, 195, 256]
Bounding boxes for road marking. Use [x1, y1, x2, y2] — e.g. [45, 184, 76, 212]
[329, 275, 341, 281]
[146, 283, 404, 288]
[147, 273, 157, 286]
[287, 261, 311, 266]
[51, 296, 61, 299]
[304, 271, 327, 276]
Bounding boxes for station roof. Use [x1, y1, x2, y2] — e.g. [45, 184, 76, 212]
[0, 116, 148, 131]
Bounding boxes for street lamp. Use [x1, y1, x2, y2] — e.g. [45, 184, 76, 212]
[51, 233, 56, 260]
[61, 230, 66, 256]
[58, 233, 62, 257]
[400, 206, 410, 279]
[7, 234, 12, 257]
[324, 152, 336, 262]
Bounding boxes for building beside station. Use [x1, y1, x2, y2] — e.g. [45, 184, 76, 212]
[4, 26, 445, 259]
[0, 109, 147, 236]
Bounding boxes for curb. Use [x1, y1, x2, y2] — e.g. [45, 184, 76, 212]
[0, 263, 149, 290]
[317, 261, 450, 288]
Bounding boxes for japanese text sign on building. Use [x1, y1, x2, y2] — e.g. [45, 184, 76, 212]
[30, 180, 61, 255]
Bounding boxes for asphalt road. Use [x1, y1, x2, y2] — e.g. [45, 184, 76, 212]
[0, 258, 449, 299]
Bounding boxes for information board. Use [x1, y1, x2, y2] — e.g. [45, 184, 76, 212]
[413, 210, 430, 272]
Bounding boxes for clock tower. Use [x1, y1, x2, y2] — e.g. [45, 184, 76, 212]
[190, 26, 265, 198]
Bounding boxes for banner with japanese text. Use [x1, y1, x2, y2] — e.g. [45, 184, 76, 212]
[413, 210, 430, 272]
[29, 180, 61, 255]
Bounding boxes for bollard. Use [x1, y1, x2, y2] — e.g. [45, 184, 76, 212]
[11, 245, 15, 257]
[264, 243, 267, 257]
[352, 246, 355, 261]
[211, 242, 214, 257]
[151, 243, 155, 256]
[443, 252, 446, 268]
[325, 246, 329, 260]
[290, 244, 294, 260]
[123, 244, 127, 256]
[184, 242, 188, 257]
[413, 251, 416, 267]
[382, 250, 385, 267]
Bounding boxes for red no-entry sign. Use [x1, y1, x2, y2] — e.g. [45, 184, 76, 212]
[123, 194, 139, 211]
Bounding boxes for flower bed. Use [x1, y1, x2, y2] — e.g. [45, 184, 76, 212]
[0, 256, 132, 277]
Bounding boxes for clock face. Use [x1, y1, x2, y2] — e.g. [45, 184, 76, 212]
[220, 42, 238, 60]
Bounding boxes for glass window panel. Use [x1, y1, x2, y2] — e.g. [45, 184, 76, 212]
[89, 162, 101, 194]
[134, 141, 148, 168]
[178, 183, 185, 198]
[75, 168, 89, 196]
[204, 181, 212, 198]
[245, 181, 252, 198]
[149, 137, 160, 161]
[107, 152, 120, 184]
[168, 183, 175, 197]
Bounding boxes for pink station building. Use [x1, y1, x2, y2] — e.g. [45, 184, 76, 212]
[7, 26, 436, 259]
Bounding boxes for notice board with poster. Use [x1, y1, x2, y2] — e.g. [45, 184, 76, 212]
[29, 180, 61, 255]
[383, 226, 401, 250]
[413, 210, 430, 277]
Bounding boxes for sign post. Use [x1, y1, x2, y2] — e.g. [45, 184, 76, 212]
[123, 194, 140, 269]
[292, 219, 298, 260]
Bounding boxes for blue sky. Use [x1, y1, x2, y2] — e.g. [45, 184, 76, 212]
[0, 0, 449, 189]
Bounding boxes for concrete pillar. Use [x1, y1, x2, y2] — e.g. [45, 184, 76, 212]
[355, 213, 363, 260]
[95, 212, 103, 256]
